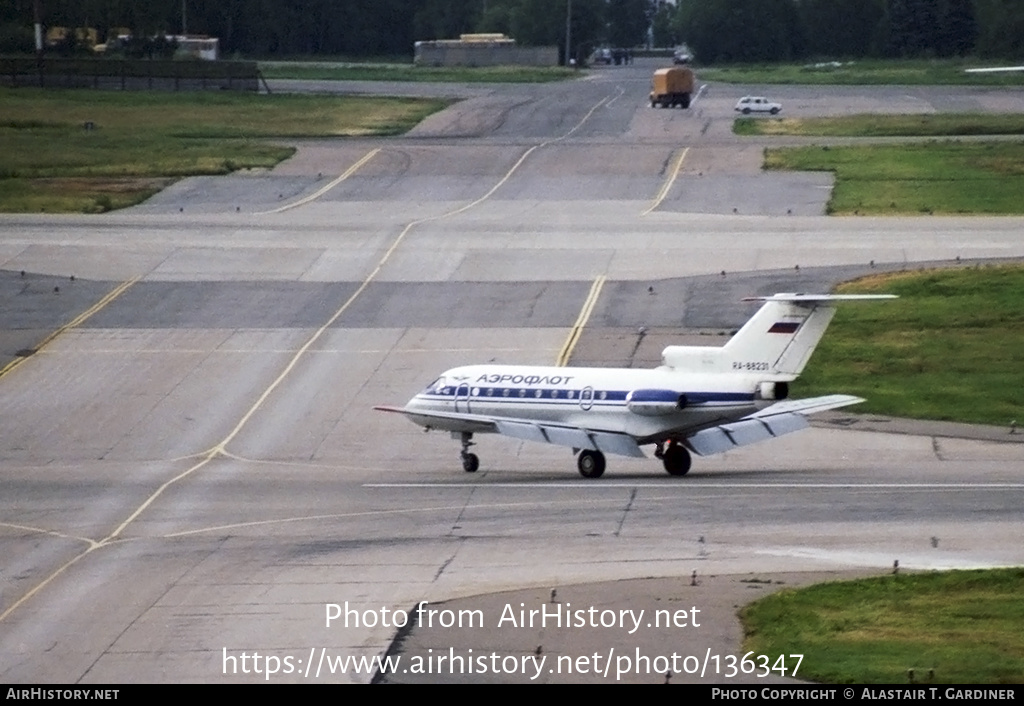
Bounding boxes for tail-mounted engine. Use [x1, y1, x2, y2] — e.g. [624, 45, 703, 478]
[626, 389, 688, 416]
[758, 381, 789, 400]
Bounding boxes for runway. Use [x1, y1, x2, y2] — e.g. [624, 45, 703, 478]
[1, 60, 1022, 683]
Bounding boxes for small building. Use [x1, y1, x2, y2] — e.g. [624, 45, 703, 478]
[98, 33, 219, 61]
[172, 35, 219, 61]
[414, 34, 557, 68]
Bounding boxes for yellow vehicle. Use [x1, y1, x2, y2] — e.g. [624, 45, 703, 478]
[649, 67, 695, 109]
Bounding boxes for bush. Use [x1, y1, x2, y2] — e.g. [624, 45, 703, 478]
[0, 23, 34, 54]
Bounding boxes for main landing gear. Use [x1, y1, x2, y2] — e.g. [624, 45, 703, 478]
[453, 434, 690, 479]
[577, 449, 606, 478]
[459, 432, 479, 473]
[656, 441, 691, 476]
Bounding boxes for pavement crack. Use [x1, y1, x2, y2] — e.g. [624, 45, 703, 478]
[626, 327, 647, 367]
[75, 537, 225, 683]
[448, 486, 477, 535]
[433, 542, 462, 582]
[614, 488, 637, 537]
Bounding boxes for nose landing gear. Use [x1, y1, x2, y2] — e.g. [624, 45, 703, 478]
[459, 432, 479, 473]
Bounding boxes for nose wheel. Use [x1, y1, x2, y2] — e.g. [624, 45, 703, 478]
[459, 432, 479, 473]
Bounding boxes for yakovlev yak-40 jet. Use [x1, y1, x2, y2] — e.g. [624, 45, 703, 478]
[375, 293, 895, 479]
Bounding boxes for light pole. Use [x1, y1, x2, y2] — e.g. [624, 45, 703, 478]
[564, 0, 572, 66]
[33, 0, 43, 58]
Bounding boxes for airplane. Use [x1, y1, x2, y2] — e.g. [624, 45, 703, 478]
[375, 292, 896, 479]
[963, 66, 1024, 74]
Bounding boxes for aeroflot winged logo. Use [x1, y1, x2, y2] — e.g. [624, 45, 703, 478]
[375, 292, 896, 479]
[475, 374, 575, 386]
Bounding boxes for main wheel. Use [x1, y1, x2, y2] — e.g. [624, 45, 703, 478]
[577, 449, 606, 479]
[462, 453, 479, 473]
[663, 444, 691, 476]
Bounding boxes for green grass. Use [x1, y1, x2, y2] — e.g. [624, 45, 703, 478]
[0, 176, 175, 214]
[258, 61, 579, 83]
[797, 265, 1024, 426]
[0, 88, 449, 212]
[702, 58, 1024, 86]
[741, 568, 1024, 683]
[736, 113, 1024, 137]
[764, 141, 1024, 215]
[748, 113, 1024, 215]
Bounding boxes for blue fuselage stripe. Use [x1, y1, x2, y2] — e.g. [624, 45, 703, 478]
[418, 389, 754, 405]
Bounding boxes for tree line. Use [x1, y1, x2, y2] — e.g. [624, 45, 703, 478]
[1, 0, 1021, 62]
[667, 0, 1023, 63]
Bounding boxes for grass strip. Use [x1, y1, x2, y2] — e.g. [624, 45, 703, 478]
[797, 264, 1024, 427]
[258, 62, 578, 83]
[764, 141, 1024, 215]
[741, 568, 1024, 684]
[736, 113, 1024, 137]
[702, 59, 1024, 86]
[0, 88, 449, 212]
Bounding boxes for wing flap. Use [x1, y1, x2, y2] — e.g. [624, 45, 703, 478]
[543, 426, 599, 450]
[377, 406, 643, 458]
[494, 420, 549, 445]
[760, 412, 809, 437]
[492, 419, 644, 457]
[688, 415, 802, 456]
[685, 394, 858, 457]
[720, 419, 774, 446]
[590, 431, 646, 458]
[685, 427, 734, 456]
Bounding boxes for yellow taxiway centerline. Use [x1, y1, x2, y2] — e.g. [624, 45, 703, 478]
[259, 147, 381, 214]
[0, 276, 139, 381]
[0, 91, 620, 626]
[642, 146, 689, 216]
[557, 275, 606, 366]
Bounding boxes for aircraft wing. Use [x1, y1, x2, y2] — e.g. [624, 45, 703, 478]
[373, 405, 646, 458]
[374, 405, 499, 434]
[684, 394, 863, 457]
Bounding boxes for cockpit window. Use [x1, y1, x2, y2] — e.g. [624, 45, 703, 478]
[423, 377, 445, 394]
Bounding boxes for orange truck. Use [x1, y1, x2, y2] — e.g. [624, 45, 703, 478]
[649, 67, 695, 109]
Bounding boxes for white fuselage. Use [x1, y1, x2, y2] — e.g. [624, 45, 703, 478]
[403, 364, 771, 443]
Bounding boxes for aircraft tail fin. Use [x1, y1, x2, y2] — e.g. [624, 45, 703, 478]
[722, 293, 896, 378]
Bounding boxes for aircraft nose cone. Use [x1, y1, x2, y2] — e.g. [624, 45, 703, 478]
[406, 394, 430, 411]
